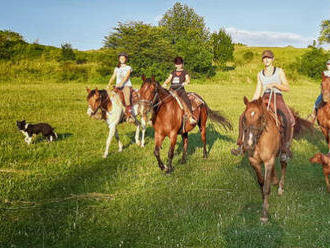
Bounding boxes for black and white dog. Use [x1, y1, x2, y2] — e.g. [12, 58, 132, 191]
[16, 120, 58, 144]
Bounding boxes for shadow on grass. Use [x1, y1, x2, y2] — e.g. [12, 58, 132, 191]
[223, 203, 284, 248]
[176, 123, 234, 157]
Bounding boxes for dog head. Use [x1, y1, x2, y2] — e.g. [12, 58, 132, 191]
[309, 153, 330, 166]
[16, 120, 26, 131]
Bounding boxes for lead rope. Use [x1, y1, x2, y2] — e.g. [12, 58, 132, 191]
[267, 88, 279, 127]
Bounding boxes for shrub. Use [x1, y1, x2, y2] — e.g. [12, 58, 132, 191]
[242, 51, 254, 63]
[297, 47, 329, 80]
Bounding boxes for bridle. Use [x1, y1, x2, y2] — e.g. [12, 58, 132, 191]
[88, 93, 109, 116]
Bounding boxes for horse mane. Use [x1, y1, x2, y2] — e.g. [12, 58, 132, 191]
[87, 89, 108, 100]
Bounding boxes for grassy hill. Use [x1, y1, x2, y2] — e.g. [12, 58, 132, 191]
[0, 44, 329, 247]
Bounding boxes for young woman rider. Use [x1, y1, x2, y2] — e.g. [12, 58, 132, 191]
[231, 50, 295, 161]
[162, 56, 196, 125]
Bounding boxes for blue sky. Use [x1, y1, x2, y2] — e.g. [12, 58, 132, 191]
[0, 0, 329, 50]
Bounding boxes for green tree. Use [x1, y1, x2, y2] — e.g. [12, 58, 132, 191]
[159, 2, 209, 44]
[318, 20, 330, 44]
[297, 47, 329, 79]
[211, 29, 234, 66]
[104, 22, 174, 80]
[158, 2, 214, 77]
[60, 43, 76, 61]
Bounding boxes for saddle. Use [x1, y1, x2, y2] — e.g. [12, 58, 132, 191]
[175, 92, 205, 133]
[113, 87, 139, 106]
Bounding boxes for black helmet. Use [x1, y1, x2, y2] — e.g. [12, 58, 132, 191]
[174, 56, 184, 65]
[118, 52, 128, 58]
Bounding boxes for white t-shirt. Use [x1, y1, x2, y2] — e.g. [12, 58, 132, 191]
[115, 65, 132, 87]
[324, 70, 330, 77]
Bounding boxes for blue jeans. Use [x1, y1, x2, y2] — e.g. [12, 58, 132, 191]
[315, 94, 323, 109]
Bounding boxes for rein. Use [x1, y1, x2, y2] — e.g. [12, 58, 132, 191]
[266, 88, 279, 127]
[139, 84, 184, 113]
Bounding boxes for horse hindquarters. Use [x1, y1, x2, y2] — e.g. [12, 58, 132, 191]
[198, 105, 208, 158]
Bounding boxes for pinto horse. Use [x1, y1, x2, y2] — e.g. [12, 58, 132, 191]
[242, 96, 312, 222]
[139, 75, 232, 173]
[316, 74, 330, 153]
[86, 88, 148, 158]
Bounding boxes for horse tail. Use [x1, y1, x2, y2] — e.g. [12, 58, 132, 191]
[205, 104, 233, 131]
[290, 108, 314, 138]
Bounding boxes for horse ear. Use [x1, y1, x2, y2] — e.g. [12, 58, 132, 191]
[257, 97, 263, 105]
[86, 87, 91, 93]
[151, 75, 155, 82]
[243, 96, 249, 105]
[95, 88, 99, 96]
[142, 74, 146, 81]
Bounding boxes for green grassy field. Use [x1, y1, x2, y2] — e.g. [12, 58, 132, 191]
[1, 47, 330, 248]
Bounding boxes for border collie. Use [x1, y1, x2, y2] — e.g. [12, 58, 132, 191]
[16, 120, 58, 144]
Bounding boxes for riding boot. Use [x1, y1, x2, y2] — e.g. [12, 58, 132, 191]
[280, 126, 294, 161]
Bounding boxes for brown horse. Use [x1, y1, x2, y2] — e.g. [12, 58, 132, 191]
[316, 75, 330, 153]
[242, 96, 312, 222]
[139, 75, 232, 173]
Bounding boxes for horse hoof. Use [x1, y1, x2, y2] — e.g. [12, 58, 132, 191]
[136, 140, 141, 146]
[260, 216, 269, 223]
[203, 153, 208, 159]
[180, 159, 186, 164]
[165, 167, 174, 174]
[278, 188, 284, 195]
[103, 154, 108, 158]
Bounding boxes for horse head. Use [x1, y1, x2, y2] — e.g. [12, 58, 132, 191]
[139, 75, 159, 112]
[86, 87, 103, 117]
[321, 73, 330, 102]
[242, 96, 267, 153]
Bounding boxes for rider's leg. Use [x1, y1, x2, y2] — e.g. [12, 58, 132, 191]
[312, 93, 322, 123]
[231, 112, 244, 156]
[276, 95, 295, 159]
[123, 86, 132, 116]
[177, 89, 196, 124]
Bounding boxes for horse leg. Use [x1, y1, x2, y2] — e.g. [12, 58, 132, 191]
[154, 132, 165, 171]
[199, 106, 208, 158]
[135, 123, 141, 146]
[166, 133, 178, 173]
[278, 161, 287, 195]
[261, 158, 274, 223]
[140, 115, 146, 147]
[181, 133, 188, 164]
[320, 127, 330, 153]
[115, 128, 123, 152]
[249, 159, 264, 195]
[103, 124, 116, 158]
[271, 167, 279, 185]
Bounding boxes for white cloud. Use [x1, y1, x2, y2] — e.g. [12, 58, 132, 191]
[224, 27, 315, 48]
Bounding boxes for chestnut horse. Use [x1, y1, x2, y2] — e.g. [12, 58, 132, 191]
[242, 96, 312, 222]
[316, 75, 330, 153]
[86, 88, 148, 158]
[139, 75, 232, 173]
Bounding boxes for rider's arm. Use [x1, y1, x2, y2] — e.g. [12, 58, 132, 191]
[252, 75, 263, 100]
[268, 68, 289, 92]
[183, 74, 190, 85]
[162, 74, 172, 87]
[107, 68, 117, 88]
[118, 68, 131, 88]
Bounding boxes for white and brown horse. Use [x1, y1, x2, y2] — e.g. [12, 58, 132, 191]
[86, 88, 148, 158]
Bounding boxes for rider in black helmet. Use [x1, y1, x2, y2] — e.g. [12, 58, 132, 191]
[162, 56, 196, 125]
